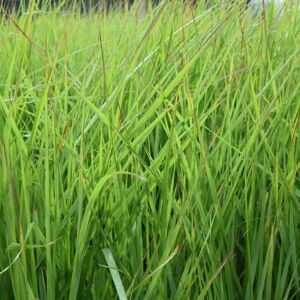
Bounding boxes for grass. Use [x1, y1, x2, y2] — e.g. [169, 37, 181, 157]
[0, 0, 300, 299]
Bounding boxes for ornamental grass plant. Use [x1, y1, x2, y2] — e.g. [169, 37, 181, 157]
[0, 1, 300, 299]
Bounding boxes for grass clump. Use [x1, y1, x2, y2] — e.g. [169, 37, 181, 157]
[0, 1, 300, 299]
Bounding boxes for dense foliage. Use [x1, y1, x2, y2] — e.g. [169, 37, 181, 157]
[0, 1, 299, 299]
